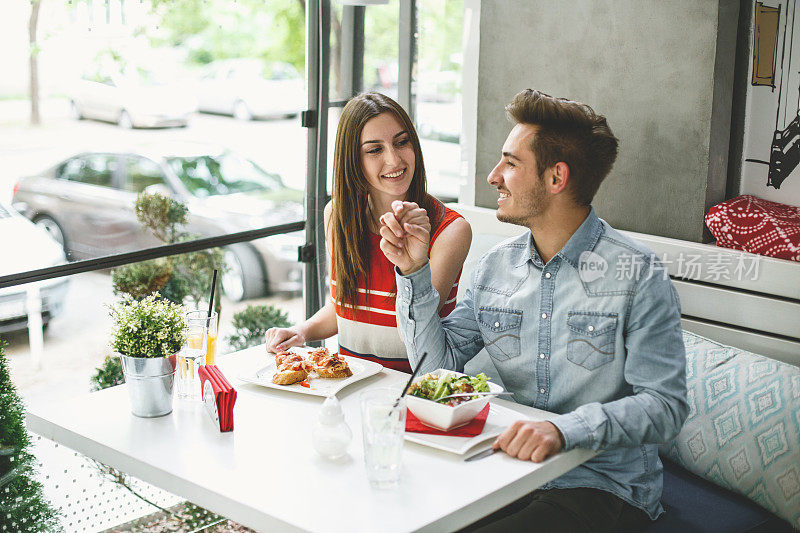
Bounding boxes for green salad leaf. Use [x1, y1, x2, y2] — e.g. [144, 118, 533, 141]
[408, 371, 492, 405]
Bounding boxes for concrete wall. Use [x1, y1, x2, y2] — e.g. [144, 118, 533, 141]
[469, 0, 739, 242]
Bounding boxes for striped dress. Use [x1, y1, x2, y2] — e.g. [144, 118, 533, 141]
[332, 207, 464, 373]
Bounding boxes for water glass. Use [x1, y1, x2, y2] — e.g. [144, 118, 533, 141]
[360, 388, 406, 489]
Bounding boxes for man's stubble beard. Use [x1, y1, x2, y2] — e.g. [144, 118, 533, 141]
[496, 179, 549, 228]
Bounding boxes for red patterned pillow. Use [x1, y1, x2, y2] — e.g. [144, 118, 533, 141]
[705, 195, 800, 261]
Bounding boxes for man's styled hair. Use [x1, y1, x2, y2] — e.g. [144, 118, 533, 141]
[505, 89, 619, 206]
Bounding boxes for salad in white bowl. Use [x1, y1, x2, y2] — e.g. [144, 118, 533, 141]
[408, 372, 492, 406]
[406, 369, 505, 431]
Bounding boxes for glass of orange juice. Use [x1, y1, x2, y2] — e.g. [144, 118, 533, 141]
[187, 310, 218, 365]
[177, 310, 218, 401]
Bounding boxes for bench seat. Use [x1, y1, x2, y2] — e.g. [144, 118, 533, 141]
[643, 459, 794, 533]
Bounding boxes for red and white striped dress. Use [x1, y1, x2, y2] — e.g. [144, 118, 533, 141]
[332, 206, 464, 373]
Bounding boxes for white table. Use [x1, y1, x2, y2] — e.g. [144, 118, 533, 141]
[26, 346, 595, 533]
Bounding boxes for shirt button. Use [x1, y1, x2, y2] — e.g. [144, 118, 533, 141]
[545, 272, 551, 279]
[541, 313, 547, 319]
[588, 325, 594, 332]
[539, 353, 545, 359]
[404, 286, 410, 292]
[540, 388, 546, 394]
[494, 321, 500, 328]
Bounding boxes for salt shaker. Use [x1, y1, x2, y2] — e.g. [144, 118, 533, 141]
[312, 395, 352, 460]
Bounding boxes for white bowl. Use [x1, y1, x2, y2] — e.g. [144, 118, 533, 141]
[405, 369, 505, 431]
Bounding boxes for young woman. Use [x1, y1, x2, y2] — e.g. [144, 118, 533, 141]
[264, 92, 471, 373]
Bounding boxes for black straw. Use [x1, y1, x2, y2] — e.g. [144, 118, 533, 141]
[394, 351, 428, 408]
[207, 269, 218, 318]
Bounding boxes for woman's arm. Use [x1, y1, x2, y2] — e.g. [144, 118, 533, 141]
[265, 203, 339, 352]
[428, 217, 472, 312]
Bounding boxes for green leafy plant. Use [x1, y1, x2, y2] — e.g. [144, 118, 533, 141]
[89, 355, 125, 392]
[134, 192, 189, 244]
[0, 339, 61, 531]
[110, 258, 173, 301]
[226, 304, 291, 351]
[109, 293, 187, 359]
[110, 193, 225, 310]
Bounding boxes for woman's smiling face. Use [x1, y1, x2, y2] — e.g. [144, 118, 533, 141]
[359, 111, 416, 203]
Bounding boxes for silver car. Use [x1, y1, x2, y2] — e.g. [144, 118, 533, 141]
[0, 202, 69, 333]
[11, 142, 304, 301]
[69, 66, 196, 129]
[194, 59, 305, 120]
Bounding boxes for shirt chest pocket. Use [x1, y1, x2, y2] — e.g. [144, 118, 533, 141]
[566, 311, 618, 370]
[477, 307, 522, 361]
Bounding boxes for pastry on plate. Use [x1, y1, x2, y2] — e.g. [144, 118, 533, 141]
[276, 351, 308, 369]
[314, 352, 353, 379]
[273, 351, 311, 385]
[307, 347, 331, 366]
[272, 368, 308, 385]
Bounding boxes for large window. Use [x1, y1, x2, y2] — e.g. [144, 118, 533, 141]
[1, 0, 468, 529]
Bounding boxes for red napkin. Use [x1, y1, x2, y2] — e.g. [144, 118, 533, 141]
[405, 404, 490, 437]
[198, 365, 237, 432]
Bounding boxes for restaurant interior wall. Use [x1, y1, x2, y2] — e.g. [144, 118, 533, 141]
[466, 0, 740, 242]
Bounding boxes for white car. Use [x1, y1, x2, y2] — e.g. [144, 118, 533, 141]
[0, 202, 69, 333]
[69, 66, 197, 129]
[193, 59, 305, 120]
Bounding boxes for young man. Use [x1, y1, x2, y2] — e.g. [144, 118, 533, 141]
[379, 89, 688, 531]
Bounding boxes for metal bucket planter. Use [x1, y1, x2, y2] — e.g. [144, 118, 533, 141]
[119, 354, 177, 417]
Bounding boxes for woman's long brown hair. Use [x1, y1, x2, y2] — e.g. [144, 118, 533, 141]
[330, 92, 442, 316]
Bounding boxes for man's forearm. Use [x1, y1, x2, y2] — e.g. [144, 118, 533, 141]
[551, 389, 688, 451]
[395, 263, 481, 374]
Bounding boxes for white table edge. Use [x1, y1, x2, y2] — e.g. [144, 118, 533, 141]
[25, 409, 306, 532]
[415, 447, 596, 533]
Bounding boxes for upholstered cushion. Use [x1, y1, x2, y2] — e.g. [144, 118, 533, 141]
[644, 458, 793, 532]
[705, 195, 800, 261]
[659, 331, 800, 529]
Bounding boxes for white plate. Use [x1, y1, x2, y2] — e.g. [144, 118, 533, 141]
[404, 403, 526, 455]
[237, 348, 383, 397]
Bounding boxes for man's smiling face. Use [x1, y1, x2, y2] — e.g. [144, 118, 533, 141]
[487, 123, 550, 228]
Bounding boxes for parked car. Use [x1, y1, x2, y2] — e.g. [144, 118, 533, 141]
[416, 100, 461, 144]
[69, 65, 197, 129]
[0, 202, 69, 333]
[193, 59, 305, 120]
[11, 142, 304, 301]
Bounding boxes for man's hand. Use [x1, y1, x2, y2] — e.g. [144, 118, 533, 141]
[493, 420, 565, 463]
[378, 200, 431, 275]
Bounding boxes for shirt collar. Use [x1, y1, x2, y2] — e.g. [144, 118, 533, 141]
[515, 206, 603, 269]
[557, 206, 603, 269]
[517, 233, 544, 268]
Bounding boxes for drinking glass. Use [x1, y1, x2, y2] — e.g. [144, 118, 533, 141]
[176, 310, 215, 401]
[187, 310, 218, 366]
[360, 388, 406, 489]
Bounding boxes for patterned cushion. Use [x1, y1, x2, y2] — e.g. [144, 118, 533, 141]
[705, 195, 800, 261]
[660, 331, 800, 528]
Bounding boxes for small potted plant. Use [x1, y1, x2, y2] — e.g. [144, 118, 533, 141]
[109, 293, 188, 417]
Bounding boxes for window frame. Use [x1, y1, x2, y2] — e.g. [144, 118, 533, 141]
[1, 0, 422, 325]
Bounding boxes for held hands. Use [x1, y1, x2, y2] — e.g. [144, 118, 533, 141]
[265, 326, 306, 353]
[378, 200, 431, 275]
[493, 420, 565, 463]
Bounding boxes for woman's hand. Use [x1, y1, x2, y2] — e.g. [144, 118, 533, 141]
[265, 326, 307, 353]
[379, 200, 431, 275]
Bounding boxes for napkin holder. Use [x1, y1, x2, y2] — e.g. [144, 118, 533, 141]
[198, 365, 235, 432]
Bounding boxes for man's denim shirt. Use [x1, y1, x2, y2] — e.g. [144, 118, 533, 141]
[396, 208, 688, 519]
